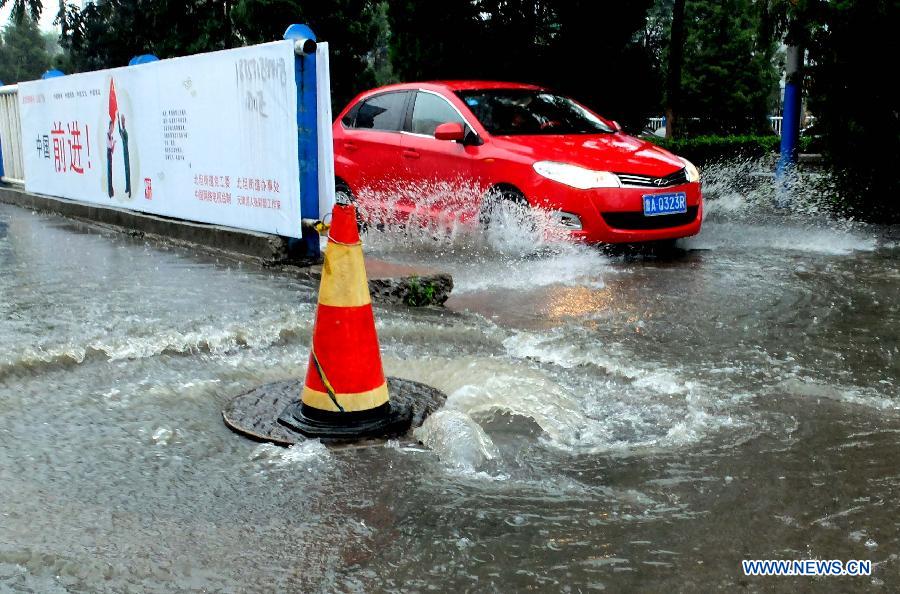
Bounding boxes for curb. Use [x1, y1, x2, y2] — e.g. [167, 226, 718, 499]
[0, 184, 454, 306]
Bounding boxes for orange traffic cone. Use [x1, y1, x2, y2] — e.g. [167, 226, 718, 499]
[279, 202, 413, 438]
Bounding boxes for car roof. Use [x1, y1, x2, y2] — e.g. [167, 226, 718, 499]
[367, 80, 546, 94]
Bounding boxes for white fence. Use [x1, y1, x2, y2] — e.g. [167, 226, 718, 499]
[646, 115, 813, 137]
[0, 84, 25, 184]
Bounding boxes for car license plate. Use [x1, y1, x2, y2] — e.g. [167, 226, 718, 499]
[643, 192, 687, 216]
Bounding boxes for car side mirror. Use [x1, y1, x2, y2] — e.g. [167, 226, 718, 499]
[434, 122, 466, 142]
[610, 120, 622, 132]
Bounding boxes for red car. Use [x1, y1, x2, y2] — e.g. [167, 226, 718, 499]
[332, 81, 702, 244]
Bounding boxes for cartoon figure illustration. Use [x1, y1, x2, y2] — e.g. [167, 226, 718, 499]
[118, 113, 131, 197]
[107, 79, 118, 198]
[106, 119, 116, 198]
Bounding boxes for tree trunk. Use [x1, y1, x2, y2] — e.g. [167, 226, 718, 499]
[223, 0, 233, 49]
[665, 0, 685, 139]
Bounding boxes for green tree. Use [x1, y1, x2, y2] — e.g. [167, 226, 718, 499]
[759, 0, 898, 221]
[232, 0, 381, 109]
[0, 0, 44, 23]
[0, 15, 51, 83]
[663, 0, 683, 138]
[388, 0, 658, 131]
[367, 1, 393, 85]
[387, 0, 481, 81]
[59, 0, 238, 73]
[678, 0, 779, 134]
[801, 0, 899, 220]
[57, 0, 382, 110]
[548, 0, 658, 130]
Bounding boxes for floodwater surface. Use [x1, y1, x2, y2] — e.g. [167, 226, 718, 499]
[1, 177, 898, 592]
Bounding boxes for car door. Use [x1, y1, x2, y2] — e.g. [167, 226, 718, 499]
[337, 90, 411, 219]
[399, 90, 478, 223]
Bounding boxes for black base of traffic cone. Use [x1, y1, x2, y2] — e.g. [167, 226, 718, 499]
[277, 399, 414, 439]
[222, 377, 444, 446]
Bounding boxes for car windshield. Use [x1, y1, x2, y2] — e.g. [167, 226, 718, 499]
[455, 89, 614, 136]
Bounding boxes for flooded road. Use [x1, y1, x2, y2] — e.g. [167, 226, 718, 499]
[1, 186, 898, 592]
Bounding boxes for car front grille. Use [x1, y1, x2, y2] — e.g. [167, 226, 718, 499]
[602, 206, 699, 230]
[615, 168, 689, 188]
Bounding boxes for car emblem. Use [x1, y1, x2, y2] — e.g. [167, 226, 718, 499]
[653, 178, 666, 186]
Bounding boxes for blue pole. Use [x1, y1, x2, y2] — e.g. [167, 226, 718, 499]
[284, 24, 321, 260]
[776, 46, 803, 204]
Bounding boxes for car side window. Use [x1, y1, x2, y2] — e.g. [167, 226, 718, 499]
[340, 102, 361, 127]
[348, 91, 408, 131]
[409, 92, 465, 136]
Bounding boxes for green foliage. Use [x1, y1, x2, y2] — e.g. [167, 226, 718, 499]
[802, 0, 899, 221]
[0, 0, 44, 24]
[675, 0, 780, 134]
[56, 0, 379, 111]
[646, 134, 816, 164]
[231, 0, 379, 110]
[0, 15, 51, 83]
[386, 0, 484, 82]
[58, 0, 238, 74]
[15, 0, 895, 222]
[403, 276, 437, 307]
[367, 1, 393, 86]
[388, 0, 659, 131]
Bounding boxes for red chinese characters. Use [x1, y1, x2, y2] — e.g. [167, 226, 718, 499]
[50, 123, 66, 173]
[192, 174, 284, 210]
[193, 174, 232, 204]
[237, 196, 282, 209]
[39, 121, 91, 175]
[67, 122, 86, 174]
[236, 177, 280, 193]
[234, 176, 283, 210]
[193, 174, 231, 189]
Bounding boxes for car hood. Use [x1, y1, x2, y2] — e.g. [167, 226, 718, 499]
[490, 133, 685, 177]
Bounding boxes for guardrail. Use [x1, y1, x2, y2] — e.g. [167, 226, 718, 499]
[769, 116, 783, 136]
[646, 115, 814, 137]
[0, 84, 25, 184]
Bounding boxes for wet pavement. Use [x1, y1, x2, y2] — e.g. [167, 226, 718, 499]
[0, 181, 898, 592]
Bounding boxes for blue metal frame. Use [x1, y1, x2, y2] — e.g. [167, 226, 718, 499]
[284, 24, 321, 260]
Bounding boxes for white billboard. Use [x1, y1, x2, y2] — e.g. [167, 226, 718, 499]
[18, 41, 303, 238]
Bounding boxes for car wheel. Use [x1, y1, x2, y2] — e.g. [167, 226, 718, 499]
[478, 186, 540, 240]
[479, 186, 529, 226]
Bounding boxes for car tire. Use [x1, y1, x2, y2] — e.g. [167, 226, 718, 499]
[478, 185, 530, 228]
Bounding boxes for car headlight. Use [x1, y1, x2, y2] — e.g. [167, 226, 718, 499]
[533, 161, 621, 190]
[681, 158, 700, 183]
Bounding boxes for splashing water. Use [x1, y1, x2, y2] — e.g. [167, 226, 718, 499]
[358, 178, 574, 256]
[358, 179, 610, 297]
[1, 158, 898, 592]
[250, 440, 331, 468]
[689, 157, 879, 254]
[413, 410, 501, 472]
